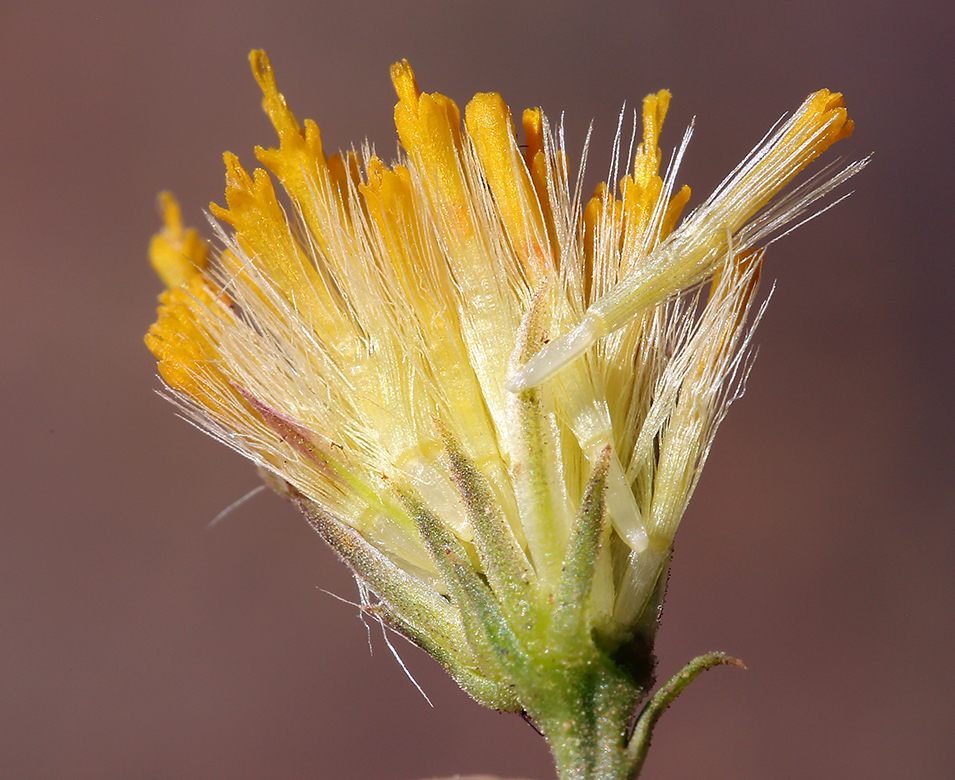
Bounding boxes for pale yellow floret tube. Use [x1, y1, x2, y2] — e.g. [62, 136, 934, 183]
[508, 89, 853, 393]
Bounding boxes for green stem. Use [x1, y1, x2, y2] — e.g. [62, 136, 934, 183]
[526, 651, 744, 780]
[529, 655, 644, 780]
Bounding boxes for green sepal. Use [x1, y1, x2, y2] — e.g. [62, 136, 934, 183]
[437, 421, 537, 635]
[294, 496, 472, 661]
[295, 491, 521, 711]
[365, 602, 521, 712]
[548, 445, 612, 652]
[394, 485, 529, 682]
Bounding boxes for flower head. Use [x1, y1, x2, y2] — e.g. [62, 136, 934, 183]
[146, 51, 861, 750]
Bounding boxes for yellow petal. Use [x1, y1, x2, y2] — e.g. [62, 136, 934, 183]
[465, 92, 550, 284]
[148, 192, 208, 289]
[392, 60, 472, 240]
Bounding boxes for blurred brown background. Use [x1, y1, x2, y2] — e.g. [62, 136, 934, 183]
[2, 1, 952, 778]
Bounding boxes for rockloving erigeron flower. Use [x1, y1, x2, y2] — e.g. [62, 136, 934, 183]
[146, 51, 863, 779]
